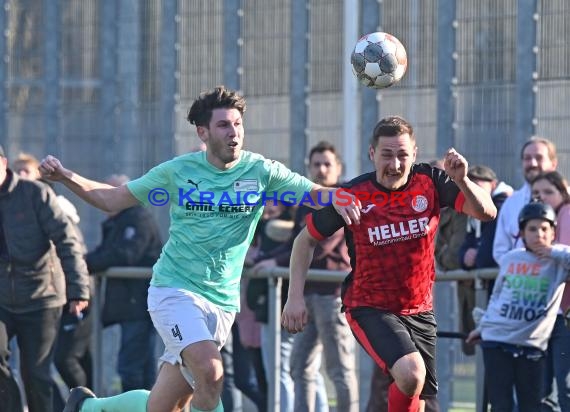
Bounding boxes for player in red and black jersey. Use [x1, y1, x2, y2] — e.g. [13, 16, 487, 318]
[282, 116, 497, 412]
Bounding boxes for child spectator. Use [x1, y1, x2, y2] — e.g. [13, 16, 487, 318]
[467, 201, 570, 412]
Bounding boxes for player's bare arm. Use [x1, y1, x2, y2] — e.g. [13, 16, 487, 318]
[308, 185, 362, 225]
[39, 155, 139, 213]
[444, 148, 497, 221]
[281, 227, 319, 334]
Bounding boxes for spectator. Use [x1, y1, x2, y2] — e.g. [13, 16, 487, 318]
[247, 202, 321, 412]
[531, 171, 570, 412]
[461, 165, 512, 274]
[13, 152, 93, 410]
[491, 137, 558, 410]
[287, 142, 358, 412]
[493, 137, 558, 261]
[85, 174, 162, 392]
[229, 277, 268, 412]
[0, 146, 90, 412]
[283, 116, 496, 411]
[13, 153, 83, 228]
[458, 165, 512, 354]
[467, 201, 570, 412]
[432, 158, 468, 273]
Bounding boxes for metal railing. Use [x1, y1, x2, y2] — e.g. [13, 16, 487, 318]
[91, 266, 498, 411]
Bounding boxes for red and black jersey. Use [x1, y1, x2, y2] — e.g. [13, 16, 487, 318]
[306, 163, 465, 314]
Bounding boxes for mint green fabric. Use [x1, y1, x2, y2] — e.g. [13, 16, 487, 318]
[127, 150, 314, 311]
[190, 398, 223, 412]
[81, 390, 149, 412]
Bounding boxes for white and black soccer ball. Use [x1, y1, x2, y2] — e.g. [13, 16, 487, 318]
[350, 32, 408, 89]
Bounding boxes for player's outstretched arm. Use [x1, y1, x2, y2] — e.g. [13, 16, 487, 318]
[39, 155, 138, 213]
[444, 148, 497, 221]
[308, 185, 361, 225]
[281, 227, 318, 334]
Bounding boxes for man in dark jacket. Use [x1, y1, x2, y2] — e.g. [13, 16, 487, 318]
[458, 165, 511, 346]
[0, 146, 90, 412]
[459, 165, 511, 289]
[86, 174, 162, 392]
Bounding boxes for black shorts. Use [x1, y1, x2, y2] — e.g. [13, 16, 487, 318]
[345, 307, 438, 397]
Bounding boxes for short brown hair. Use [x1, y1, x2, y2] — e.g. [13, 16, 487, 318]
[370, 115, 414, 147]
[187, 86, 247, 127]
[520, 136, 557, 162]
[308, 141, 342, 164]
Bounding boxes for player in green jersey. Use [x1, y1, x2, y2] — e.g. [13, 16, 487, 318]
[40, 86, 360, 412]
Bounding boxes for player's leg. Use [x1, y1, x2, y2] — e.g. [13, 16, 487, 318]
[180, 340, 224, 411]
[147, 362, 193, 412]
[148, 286, 234, 412]
[64, 361, 191, 412]
[399, 311, 439, 411]
[345, 307, 423, 412]
[389, 353, 425, 411]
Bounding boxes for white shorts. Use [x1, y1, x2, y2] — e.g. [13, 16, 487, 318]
[147, 285, 235, 386]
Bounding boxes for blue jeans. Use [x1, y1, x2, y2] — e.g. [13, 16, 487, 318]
[117, 318, 156, 391]
[261, 324, 328, 412]
[290, 294, 358, 412]
[541, 315, 570, 412]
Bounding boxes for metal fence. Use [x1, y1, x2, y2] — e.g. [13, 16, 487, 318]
[91, 266, 497, 412]
[0, 0, 568, 247]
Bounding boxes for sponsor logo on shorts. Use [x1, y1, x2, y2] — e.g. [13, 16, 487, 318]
[171, 324, 183, 341]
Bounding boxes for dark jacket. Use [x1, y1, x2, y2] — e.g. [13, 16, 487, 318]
[435, 208, 468, 271]
[86, 206, 162, 326]
[0, 170, 90, 313]
[459, 191, 509, 269]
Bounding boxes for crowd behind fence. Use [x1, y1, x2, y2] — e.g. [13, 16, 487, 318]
[91, 265, 499, 412]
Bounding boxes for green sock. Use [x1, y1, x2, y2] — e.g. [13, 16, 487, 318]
[190, 398, 223, 412]
[81, 390, 150, 412]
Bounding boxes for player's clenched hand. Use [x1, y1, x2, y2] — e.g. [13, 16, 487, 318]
[39, 155, 71, 182]
[281, 297, 308, 334]
[443, 148, 468, 182]
[332, 189, 362, 226]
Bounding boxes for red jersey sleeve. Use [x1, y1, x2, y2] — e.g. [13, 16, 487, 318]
[305, 205, 345, 241]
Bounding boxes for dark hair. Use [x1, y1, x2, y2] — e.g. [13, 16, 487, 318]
[308, 141, 342, 164]
[370, 115, 414, 147]
[187, 86, 247, 127]
[520, 136, 557, 162]
[531, 171, 570, 210]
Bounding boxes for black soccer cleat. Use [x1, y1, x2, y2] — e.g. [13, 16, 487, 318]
[63, 386, 96, 412]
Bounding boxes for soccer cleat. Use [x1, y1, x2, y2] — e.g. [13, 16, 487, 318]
[63, 386, 96, 412]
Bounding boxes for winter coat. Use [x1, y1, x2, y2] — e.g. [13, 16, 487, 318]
[0, 170, 90, 313]
[86, 206, 162, 326]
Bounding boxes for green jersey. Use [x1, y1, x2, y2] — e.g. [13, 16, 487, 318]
[127, 150, 315, 311]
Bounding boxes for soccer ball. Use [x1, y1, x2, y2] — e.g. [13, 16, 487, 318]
[350, 32, 407, 89]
